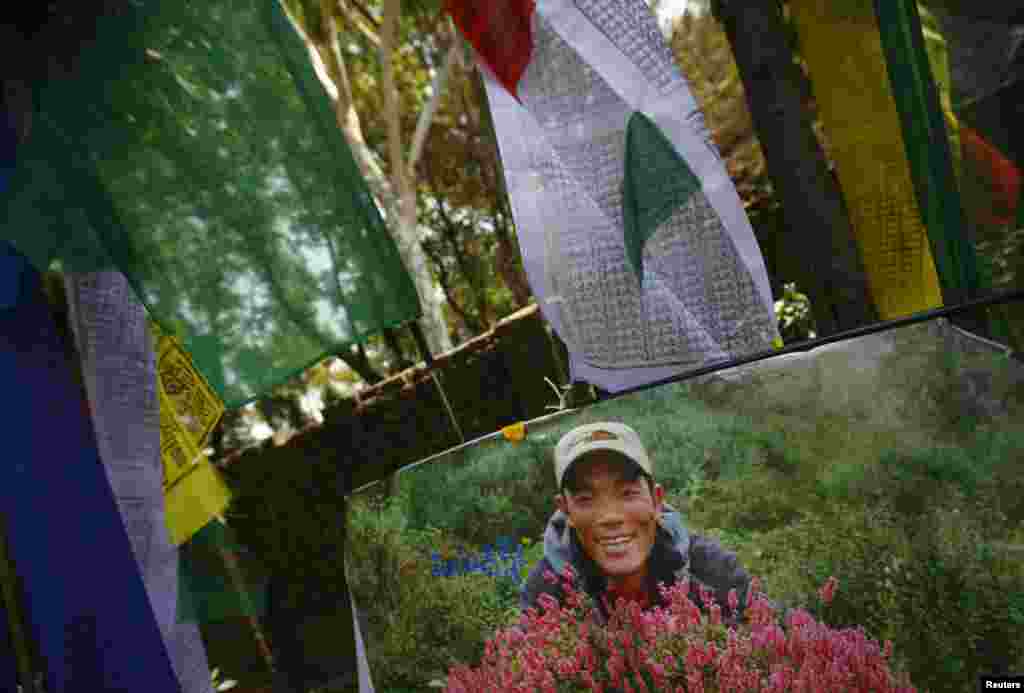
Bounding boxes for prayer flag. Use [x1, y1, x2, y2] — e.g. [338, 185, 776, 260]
[789, 0, 947, 319]
[151, 325, 232, 547]
[0, 0, 421, 408]
[449, 0, 779, 393]
[63, 272, 216, 692]
[0, 245, 181, 692]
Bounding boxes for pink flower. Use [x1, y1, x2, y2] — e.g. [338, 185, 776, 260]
[537, 593, 559, 614]
[786, 608, 815, 630]
[447, 571, 917, 693]
[709, 603, 722, 627]
[818, 576, 839, 605]
[727, 588, 739, 612]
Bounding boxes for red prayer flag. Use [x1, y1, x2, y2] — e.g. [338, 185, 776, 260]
[961, 125, 1021, 226]
[445, 0, 535, 100]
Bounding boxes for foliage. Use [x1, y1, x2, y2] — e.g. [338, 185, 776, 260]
[692, 501, 1024, 693]
[714, 441, 1024, 693]
[346, 494, 522, 688]
[364, 567, 518, 687]
[891, 506, 1024, 690]
[816, 429, 1024, 521]
[345, 493, 551, 689]
[689, 470, 811, 535]
[447, 565, 916, 692]
[773, 283, 816, 343]
[397, 388, 798, 546]
[210, 667, 239, 692]
[401, 436, 556, 546]
[285, 0, 532, 351]
[669, 7, 773, 207]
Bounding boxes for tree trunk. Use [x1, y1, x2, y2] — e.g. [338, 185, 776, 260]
[380, 0, 454, 356]
[713, 0, 879, 335]
[300, 1, 454, 358]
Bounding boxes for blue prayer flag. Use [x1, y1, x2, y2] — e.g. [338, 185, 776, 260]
[0, 242, 182, 692]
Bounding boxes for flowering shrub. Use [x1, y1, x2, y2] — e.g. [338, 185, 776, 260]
[431, 536, 528, 581]
[446, 566, 916, 693]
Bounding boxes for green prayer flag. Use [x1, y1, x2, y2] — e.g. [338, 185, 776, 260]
[1, 0, 421, 407]
[177, 520, 267, 625]
[873, 0, 981, 304]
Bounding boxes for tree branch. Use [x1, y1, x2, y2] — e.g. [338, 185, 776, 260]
[408, 38, 459, 177]
[380, 0, 409, 200]
[342, 0, 380, 31]
[424, 152, 492, 328]
[437, 199, 490, 327]
[293, 0, 393, 214]
[335, 0, 381, 48]
[422, 238, 479, 333]
[295, 0, 453, 356]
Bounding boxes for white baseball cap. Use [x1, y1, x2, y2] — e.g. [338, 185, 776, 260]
[554, 422, 653, 490]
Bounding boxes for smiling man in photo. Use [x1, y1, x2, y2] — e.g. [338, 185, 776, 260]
[520, 421, 759, 625]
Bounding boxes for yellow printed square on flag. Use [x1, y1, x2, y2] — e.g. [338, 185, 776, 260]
[152, 325, 232, 545]
[156, 332, 224, 450]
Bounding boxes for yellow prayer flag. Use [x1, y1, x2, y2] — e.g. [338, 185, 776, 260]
[789, 1, 951, 320]
[162, 440, 232, 546]
[154, 328, 224, 450]
[152, 324, 232, 545]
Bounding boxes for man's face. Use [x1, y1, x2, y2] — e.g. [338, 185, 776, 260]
[555, 452, 665, 583]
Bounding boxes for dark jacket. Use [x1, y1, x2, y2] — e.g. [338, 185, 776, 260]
[520, 504, 760, 627]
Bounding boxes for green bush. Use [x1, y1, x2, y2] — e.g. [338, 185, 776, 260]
[746, 505, 905, 640]
[402, 435, 556, 546]
[815, 428, 1024, 515]
[687, 465, 821, 534]
[885, 505, 1024, 691]
[880, 445, 986, 496]
[346, 519, 518, 688]
[968, 429, 1024, 528]
[362, 568, 518, 688]
[742, 500, 1024, 693]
